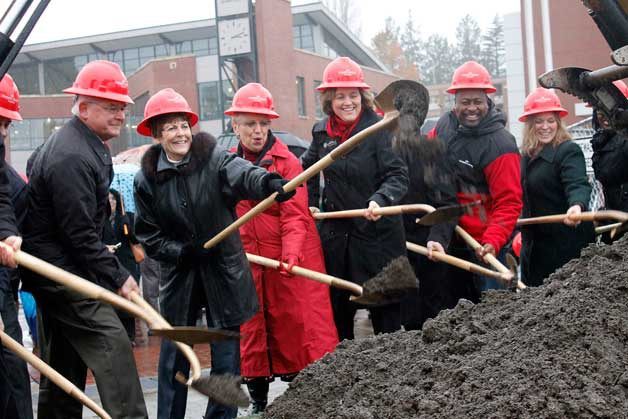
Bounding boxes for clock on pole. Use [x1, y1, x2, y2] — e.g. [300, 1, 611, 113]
[215, 0, 258, 131]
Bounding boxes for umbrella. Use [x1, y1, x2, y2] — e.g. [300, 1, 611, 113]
[112, 163, 140, 214]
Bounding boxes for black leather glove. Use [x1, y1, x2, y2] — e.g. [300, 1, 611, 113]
[265, 173, 296, 203]
[178, 240, 214, 267]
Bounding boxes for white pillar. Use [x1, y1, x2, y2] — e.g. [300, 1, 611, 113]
[524, 0, 537, 91]
[541, 0, 553, 72]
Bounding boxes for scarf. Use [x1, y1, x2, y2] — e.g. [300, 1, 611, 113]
[326, 110, 363, 143]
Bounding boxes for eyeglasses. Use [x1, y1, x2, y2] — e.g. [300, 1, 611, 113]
[86, 101, 127, 115]
[162, 123, 191, 135]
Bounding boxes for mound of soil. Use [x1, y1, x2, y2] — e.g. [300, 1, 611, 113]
[265, 238, 628, 418]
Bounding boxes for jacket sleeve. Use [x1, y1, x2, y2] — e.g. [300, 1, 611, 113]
[133, 175, 184, 264]
[0, 159, 18, 240]
[218, 149, 272, 202]
[277, 156, 309, 260]
[481, 152, 523, 252]
[300, 133, 322, 208]
[559, 142, 592, 209]
[591, 132, 628, 186]
[368, 131, 409, 207]
[48, 157, 129, 289]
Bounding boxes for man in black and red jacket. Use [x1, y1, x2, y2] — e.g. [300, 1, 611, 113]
[430, 61, 522, 303]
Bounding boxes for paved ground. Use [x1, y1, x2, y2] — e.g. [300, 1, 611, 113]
[21, 307, 374, 418]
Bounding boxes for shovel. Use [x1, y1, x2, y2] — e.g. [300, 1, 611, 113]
[203, 79, 430, 250]
[517, 210, 628, 232]
[405, 241, 513, 284]
[312, 203, 439, 220]
[246, 253, 416, 306]
[0, 329, 111, 419]
[595, 222, 622, 235]
[414, 201, 480, 226]
[130, 291, 249, 409]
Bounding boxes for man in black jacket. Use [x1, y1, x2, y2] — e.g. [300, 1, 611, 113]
[21, 60, 148, 418]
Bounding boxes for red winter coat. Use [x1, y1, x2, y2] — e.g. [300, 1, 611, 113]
[232, 135, 338, 378]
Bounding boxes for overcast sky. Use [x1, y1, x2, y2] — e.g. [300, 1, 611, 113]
[11, 0, 520, 46]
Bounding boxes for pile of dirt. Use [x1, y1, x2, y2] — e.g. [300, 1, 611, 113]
[265, 238, 628, 418]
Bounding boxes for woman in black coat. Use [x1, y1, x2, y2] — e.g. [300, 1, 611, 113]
[519, 88, 594, 287]
[133, 88, 293, 419]
[301, 57, 409, 340]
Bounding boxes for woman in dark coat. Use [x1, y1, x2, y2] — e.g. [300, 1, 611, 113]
[103, 188, 140, 342]
[519, 88, 595, 287]
[301, 57, 409, 340]
[133, 88, 294, 419]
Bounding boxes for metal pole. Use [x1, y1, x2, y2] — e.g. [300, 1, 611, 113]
[524, 0, 537, 92]
[540, 0, 553, 72]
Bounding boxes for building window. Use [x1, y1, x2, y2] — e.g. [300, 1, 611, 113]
[10, 117, 70, 151]
[124, 48, 140, 74]
[139, 46, 156, 68]
[108, 50, 123, 70]
[198, 81, 233, 121]
[209, 36, 218, 55]
[293, 24, 314, 51]
[10, 62, 40, 95]
[296, 77, 306, 117]
[313, 80, 323, 119]
[155, 44, 169, 57]
[176, 41, 192, 54]
[192, 39, 210, 56]
[44, 57, 80, 95]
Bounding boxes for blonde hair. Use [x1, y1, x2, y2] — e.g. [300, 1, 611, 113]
[521, 112, 572, 157]
[320, 88, 375, 116]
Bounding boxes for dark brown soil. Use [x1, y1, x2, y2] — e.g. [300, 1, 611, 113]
[264, 238, 628, 418]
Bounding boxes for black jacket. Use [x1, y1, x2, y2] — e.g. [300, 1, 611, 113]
[591, 129, 628, 212]
[134, 132, 275, 328]
[520, 141, 595, 286]
[0, 164, 27, 292]
[21, 116, 130, 292]
[301, 108, 409, 284]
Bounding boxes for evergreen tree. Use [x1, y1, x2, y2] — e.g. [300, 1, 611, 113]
[421, 34, 455, 85]
[480, 14, 505, 78]
[454, 14, 482, 66]
[400, 10, 424, 79]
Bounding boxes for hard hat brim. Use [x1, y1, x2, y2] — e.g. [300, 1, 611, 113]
[316, 81, 371, 91]
[0, 108, 21, 121]
[518, 107, 568, 122]
[224, 107, 280, 119]
[446, 84, 497, 94]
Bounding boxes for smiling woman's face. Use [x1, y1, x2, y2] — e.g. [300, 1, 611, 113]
[156, 115, 192, 161]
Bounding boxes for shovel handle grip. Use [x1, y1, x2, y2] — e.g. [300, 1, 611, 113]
[517, 210, 628, 226]
[595, 222, 622, 235]
[405, 241, 512, 282]
[204, 113, 399, 249]
[0, 330, 112, 419]
[246, 253, 363, 296]
[313, 204, 436, 220]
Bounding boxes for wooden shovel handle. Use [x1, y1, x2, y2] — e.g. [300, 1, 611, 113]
[0, 330, 111, 419]
[405, 241, 512, 282]
[313, 204, 435, 220]
[596, 222, 622, 235]
[454, 226, 526, 290]
[517, 210, 628, 226]
[204, 112, 399, 249]
[1, 243, 203, 383]
[128, 291, 201, 383]
[246, 253, 363, 296]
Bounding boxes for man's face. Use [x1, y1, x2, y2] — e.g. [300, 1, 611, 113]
[454, 90, 489, 128]
[80, 98, 127, 141]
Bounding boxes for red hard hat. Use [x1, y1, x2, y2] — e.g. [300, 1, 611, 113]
[0, 74, 21, 121]
[316, 57, 370, 91]
[63, 60, 133, 104]
[518, 87, 568, 122]
[224, 83, 279, 119]
[136, 88, 199, 137]
[446, 61, 496, 94]
[512, 232, 522, 258]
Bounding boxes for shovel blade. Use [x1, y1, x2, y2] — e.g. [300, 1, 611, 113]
[351, 256, 418, 306]
[416, 201, 479, 226]
[177, 372, 249, 408]
[151, 327, 240, 345]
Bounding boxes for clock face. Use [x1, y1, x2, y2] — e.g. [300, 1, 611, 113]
[218, 17, 252, 56]
[216, 0, 249, 17]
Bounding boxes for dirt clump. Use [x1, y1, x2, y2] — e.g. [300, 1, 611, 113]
[264, 237, 628, 419]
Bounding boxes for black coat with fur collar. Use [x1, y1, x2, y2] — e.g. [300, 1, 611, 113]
[134, 132, 272, 328]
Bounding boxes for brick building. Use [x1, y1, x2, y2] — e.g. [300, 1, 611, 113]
[7, 0, 397, 172]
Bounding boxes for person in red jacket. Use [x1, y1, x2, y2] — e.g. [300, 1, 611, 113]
[226, 83, 338, 414]
[431, 61, 522, 300]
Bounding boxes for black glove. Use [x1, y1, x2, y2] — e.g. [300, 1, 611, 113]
[178, 240, 214, 267]
[265, 173, 296, 203]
